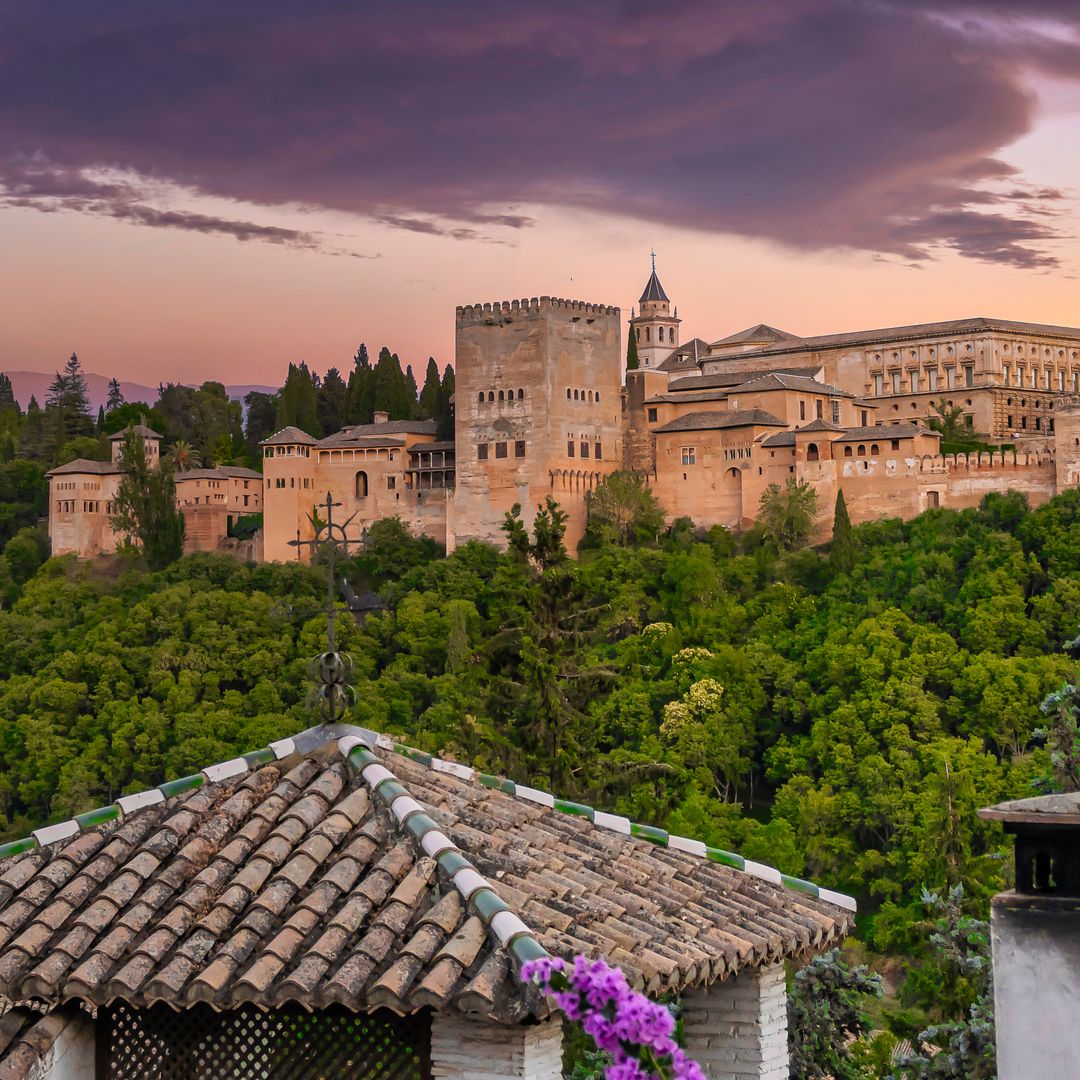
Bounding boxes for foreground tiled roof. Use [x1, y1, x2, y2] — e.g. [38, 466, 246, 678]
[708, 324, 801, 349]
[727, 373, 854, 398]
[0, 726, 853, 1021]
[653, 409, 787, 433]
[0, 1004, 83, 1077]
[657, 339, 711, 373]
[979, 792, 1080, 826]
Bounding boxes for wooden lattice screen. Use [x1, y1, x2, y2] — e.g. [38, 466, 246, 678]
[97, 1000, 432, 1080]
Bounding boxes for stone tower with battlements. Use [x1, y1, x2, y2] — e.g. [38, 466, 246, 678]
[1055, 396, 1080, 493]
[629, 255, 680, 369]
[452, 296, 622, 552]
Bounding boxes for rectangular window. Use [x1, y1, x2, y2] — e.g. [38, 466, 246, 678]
[567, 441, 575, 457]
[860, 410, 868, 425]
[1030, 369, 1038, 388]
[681, 446, 696, 466]
[594, 442, 603, 460]
[891, 372, 901, 393]
[478, 443, 488, 460]
[495, 442, 507, 458]
[946, 368, 955, 389]
[1074, 373, 1079, 392]
[515, 441, 525, 457]
[1045, 369, 1052, 389]
[965, 366, 974, 387]
[873, 374, 883, 395]
[1059, 372, 1066, 391]
[1007, 414, 1014, 428]
[928, 370, 938, 391]
[891, 439, 900, 450]
[580, 442, 589, 458]
[1003, 364, 1010, 384]
[910, 370, 919, 393]
[831, 401, 840, 424]
[276, 478, 285, 488]
[386, 476, 396, 489]
[799, 401, 806, 421]
[647, 407, 658, 422]
[815, 400, 823, 419]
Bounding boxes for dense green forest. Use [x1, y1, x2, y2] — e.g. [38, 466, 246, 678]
[1, 489, 1077, 947]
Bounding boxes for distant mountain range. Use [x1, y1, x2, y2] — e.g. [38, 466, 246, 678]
[3, 371, 278, 412]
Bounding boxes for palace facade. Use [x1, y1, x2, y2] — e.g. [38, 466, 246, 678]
[48, 264, 1080, 560]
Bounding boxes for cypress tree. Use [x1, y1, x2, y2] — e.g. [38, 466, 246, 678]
[626, 327, 640, 372]
[373, 348, 412, 420]
[96, 405, 106, 433]
[418, 358, 442, 419]
[831, 489, 856, 574]
[346, 343, 375, 424]
[436, 364, 455, 441]
[405, 364, 419, 417]
[274, 362, 322, 435]
[317, 367, 348, 435]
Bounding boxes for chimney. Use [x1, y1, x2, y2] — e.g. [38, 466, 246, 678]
[373, 411, 389, 424]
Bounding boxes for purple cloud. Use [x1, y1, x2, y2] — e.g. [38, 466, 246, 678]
[0, 1, 1076, 267]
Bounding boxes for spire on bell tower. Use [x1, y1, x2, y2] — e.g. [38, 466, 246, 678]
[629, 253, 680, 368]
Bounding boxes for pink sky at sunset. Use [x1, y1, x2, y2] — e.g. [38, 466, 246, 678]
[1, 2, 1079, 389]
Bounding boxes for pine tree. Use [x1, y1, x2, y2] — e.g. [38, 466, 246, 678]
[831, 489, 856, 573]
[436, 364, 455, 441]
[45, 352, 93, 449]
[106, 378, 125, 411]
[0, 374, 18, 417]
[418, 358, 442, 419]
[18, 396, 46, 460]
[96, 405, 106, 433]
[626, 327, 640, 372]
[317, 367, 348, 435]
[111, 430, 185, 569]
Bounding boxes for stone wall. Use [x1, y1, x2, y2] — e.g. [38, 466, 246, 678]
[182, 503, 229, 554]
[430, 1013, 563, 1080]
[680, 964, 789, 1079]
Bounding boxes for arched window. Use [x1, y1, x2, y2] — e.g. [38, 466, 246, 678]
[807, 443, 820, 462]
[574, 389, 579, 400]
[566, 388, 572, 399]
[844, 446, 853, 457]
[588, 391, 593, 402]
[478, 392, 484, 403]
[645, 327, 651, 343]
[517, 388, 524, 399]
[596, 392, 600, 402]
[669, 327, 675, 342]
[498, 390, 505, 401]
[355, 471, 368, 498]
[635, 327, 640, 342]
[871, 443, 879, 455]
[857, 445, 866, 457]
[488, 391, 495, 402]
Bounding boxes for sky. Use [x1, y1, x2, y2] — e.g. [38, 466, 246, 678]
[1, 1, 1079, 386]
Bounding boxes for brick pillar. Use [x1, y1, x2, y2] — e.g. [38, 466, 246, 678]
[680, 964, 789, 1080]
[430, 1012, 563, 1080]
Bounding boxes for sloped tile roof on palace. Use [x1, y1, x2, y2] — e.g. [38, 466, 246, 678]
[0, 726, 853, 1023]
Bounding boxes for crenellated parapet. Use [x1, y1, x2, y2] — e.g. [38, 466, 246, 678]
[918, 450, 1056, 473]
[455, 297, 620, 325]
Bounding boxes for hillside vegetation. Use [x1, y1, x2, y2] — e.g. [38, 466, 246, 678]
[1, 491, 1078, 970]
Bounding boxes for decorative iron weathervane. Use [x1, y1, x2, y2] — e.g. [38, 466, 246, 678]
[284, 492, 365, 725]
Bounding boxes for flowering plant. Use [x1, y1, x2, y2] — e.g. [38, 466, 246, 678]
[521, 954, 705, 1080]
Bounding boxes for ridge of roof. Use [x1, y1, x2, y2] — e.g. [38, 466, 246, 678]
[710, 324, 800, 348]
[0, 723, 855, 915]
[108, 424, 162, 441]
[260, 427, 317, 446]
[833, 423, 937, 442]
[44, 459, 121, 477]
[727, 373, 854, 398]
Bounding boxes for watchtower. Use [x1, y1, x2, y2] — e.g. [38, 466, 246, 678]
[452, 297, 622, 551]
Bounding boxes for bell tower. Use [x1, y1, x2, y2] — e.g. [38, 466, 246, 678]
[629, 252, 680, 368]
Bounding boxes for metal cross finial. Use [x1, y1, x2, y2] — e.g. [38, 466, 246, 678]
[286, 492, 364, 724]
[650, 248, 656, 273]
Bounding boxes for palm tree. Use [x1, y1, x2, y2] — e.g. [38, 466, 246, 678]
[165, 439, 201, 472]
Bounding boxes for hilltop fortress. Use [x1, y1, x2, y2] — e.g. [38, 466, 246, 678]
[49, 264, 1080, 560]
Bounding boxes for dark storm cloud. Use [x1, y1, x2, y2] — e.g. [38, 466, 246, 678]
[0, 0, 1077, 267]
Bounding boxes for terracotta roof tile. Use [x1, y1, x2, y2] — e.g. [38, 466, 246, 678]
[0, 728, 853, 1018]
